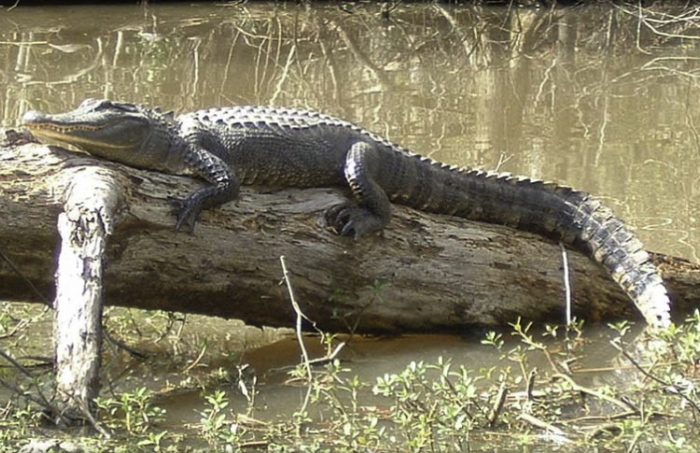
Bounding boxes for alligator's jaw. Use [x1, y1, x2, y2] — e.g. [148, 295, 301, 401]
[24, 105, 149, 148]
[20, 99, 179, 170]
[23, 110, 134, 151]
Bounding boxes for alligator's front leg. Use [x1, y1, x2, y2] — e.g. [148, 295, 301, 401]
[327, 142, 392, 238]
[176, 136, 240, 232]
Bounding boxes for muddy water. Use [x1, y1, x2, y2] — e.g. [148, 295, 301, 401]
[1, 1, 699, 441]
[2, 2, 699, 260]
[155, 326, 632, 427]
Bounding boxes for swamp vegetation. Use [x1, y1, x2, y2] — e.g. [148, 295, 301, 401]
[2, 305, 700, 452]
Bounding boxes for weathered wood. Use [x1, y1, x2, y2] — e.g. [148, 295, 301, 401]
[1, 142, 699, 335]
[53, 165, 123, 422]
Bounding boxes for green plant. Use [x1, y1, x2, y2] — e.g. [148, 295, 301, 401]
[200, 389, 245, 448]
[95, 387, 166, 434]
[137, 430, 168, 452]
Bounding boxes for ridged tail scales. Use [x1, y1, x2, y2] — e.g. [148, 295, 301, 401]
[438, 160, 671, 328]
[572, 195, 671, 328]
[338, 145, 671, 328]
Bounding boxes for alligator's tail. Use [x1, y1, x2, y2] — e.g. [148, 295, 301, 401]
[555, 184, 670, 328]
[390, 156, 671, 328]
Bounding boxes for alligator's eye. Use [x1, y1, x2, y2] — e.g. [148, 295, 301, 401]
[93, 100, 114, 111]
[111, 102, 139, 113]
[78, 98, 103, 109]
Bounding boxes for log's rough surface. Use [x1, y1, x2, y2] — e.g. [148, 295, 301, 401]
[1, 142, 699, 333]
[53, 165, 123, 421]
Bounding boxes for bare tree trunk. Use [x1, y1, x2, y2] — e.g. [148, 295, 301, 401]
[53, 166, 122, 422]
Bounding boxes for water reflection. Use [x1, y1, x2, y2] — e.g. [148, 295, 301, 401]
[1, 2, 699, 260]
[148, 324, 642, 428]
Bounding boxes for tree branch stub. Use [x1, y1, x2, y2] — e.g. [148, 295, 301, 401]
[53, 165, 124, 422]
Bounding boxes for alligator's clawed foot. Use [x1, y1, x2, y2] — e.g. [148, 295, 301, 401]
[171, 197, 201, 233]
[326, 203, 384, 238]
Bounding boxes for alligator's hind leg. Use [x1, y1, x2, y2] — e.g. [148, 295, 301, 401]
[327, 142, 392, 238]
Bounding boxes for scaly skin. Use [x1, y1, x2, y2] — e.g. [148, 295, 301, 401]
[23, 99, 671, 328]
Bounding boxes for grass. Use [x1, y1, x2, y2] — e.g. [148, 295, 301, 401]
[1, 301, 699, 452]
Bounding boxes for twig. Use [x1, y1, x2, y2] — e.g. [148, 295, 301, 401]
[0, 347, 34, 379]
[553, 373, 635, 412]
[518, 412, 567, 437]
[240, 440, 270, 449]
[280, 256, 312, 375]
[627, 431, 642, 453]
[0, 318, 28, 340]
[183, 342, 208, 373]
[560, 242, 572, 326]
[103, 329, 148, 360]
[0, 246, 52, 307]
[487, 380, 507, 427]
[494, 153, 512, 172]
[270, 340, 347, 375]
[585, 422, 621, 440]
[0, 41, 48, 45]
[443, 376, 474, 421]
[380, 1, 401, 20]
[612, 340, 700, 414]
[303, 341, 346, 367]
[269, 43, 295, 105]
[75, 395, 111, 438]
[535, 57, 557, 104]
[526, 368, 537, 402]
[0, 349, 66, 425]
[571, 410, 652, 424]
[615, 3, 700, 41]
[0, 375, 57, 416]
[280, 255, 313, 414]
[153, 312, 182, 343]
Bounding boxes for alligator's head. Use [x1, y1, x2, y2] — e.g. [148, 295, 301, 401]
[23, 98, 178, 170]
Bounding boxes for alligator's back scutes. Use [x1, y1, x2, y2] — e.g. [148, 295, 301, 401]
[22, 99, 672, 329]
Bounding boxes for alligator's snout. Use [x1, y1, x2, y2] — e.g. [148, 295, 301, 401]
[22, 110, 49, 126]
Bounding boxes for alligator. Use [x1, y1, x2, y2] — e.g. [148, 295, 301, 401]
[22, 99, 671, 328]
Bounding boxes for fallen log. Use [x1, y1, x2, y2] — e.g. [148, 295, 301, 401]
[3, 137, 700, 423]
[2, 139, 699, 332]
